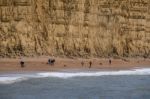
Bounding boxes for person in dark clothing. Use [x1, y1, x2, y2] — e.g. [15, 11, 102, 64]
[20, 61, 25, 68]
[48, 59, 51, 65]
[20, 57, 25, 68]
[109, 59, 112, 65]
[51, 59, 55, 66]
[48, 58, 55, 66]
[89, 61, 92, 68]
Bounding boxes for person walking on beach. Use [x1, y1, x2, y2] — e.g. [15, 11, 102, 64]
[51, 59, 55, 66]
[48, 58, 55, 66]
[81, 61, 84, 67]
[48, 58, 51, 65]
[20, 57, 25, 68]
[109, 59, 112, 65]
[89, 61, 92, 68]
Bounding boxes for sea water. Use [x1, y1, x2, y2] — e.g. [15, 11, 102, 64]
[0, 68, 150, 99]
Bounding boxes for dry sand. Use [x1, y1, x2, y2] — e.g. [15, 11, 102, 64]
[0, 57, 150, 72]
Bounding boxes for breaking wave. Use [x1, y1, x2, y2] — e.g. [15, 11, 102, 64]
[0, 68, 150, 84]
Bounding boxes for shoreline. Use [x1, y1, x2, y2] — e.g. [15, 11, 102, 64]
[0, 57, 150, 73]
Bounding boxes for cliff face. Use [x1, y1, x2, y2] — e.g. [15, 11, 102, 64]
[0, 0, 150, 57]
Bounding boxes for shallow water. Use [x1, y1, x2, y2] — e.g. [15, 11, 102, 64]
[0, 69, 150, 99]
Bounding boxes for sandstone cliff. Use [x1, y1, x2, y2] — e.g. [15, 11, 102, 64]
[0, 0, 150, 57]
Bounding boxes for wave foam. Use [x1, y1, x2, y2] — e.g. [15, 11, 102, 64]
[0, 77, 27, 84]
[38, 68, 150, 78]
[0, 68, 150, 84]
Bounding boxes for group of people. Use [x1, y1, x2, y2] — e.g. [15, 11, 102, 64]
[47, 59, 55, 65]
[20, 58, 56, 68]
[81, 61, 92, 68]
[20, 58, 112, 68]
[81, 59, 112, 68]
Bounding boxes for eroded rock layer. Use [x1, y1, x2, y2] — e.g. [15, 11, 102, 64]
[0, 0, 150, 57]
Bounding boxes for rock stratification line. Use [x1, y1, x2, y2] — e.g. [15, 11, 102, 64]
[0, 0, 149, 57]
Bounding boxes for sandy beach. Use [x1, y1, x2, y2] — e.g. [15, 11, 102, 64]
[0, 57, 149, 72]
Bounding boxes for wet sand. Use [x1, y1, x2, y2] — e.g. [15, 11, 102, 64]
[0, 57, 150, 72]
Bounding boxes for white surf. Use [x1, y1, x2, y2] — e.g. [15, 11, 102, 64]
[0, 68, 150, 84]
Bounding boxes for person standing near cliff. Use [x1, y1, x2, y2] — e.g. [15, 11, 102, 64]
[47, 58, 55, 66]
[109, 58, 112, 65]
[81, 61, 84, 67]
[89, 61, 92, 68]
[20, 57, 25, 68]
[48, 58, 51, 65]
